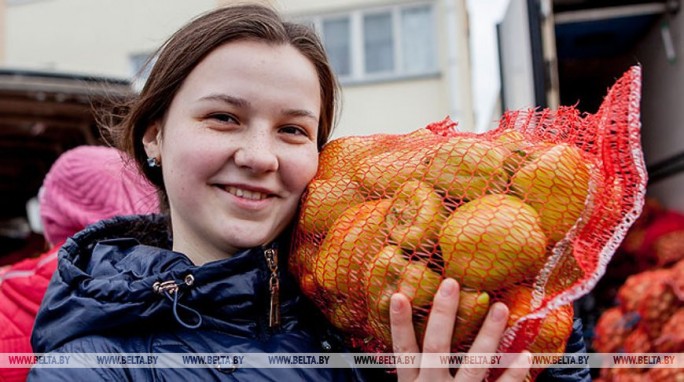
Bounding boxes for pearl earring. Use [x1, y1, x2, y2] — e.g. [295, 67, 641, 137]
[147, 157, 160, 168]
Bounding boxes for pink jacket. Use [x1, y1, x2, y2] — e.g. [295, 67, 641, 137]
[0, 244, 60, 382]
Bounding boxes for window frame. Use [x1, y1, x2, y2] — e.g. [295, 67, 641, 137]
[128, 51, 156, 92]
[304, 1, 439, 85]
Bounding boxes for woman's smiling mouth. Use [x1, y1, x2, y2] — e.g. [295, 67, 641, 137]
[223, 185, 269, 201]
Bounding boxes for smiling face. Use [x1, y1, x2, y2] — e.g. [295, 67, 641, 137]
[143, 40, 321, 264]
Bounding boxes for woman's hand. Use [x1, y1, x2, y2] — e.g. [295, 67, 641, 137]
[389, 278, 530, 381]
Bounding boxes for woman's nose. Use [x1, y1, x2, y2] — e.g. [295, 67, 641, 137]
[233, 129, 279, 173]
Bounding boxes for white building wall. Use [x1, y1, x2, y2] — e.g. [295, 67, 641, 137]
[4, 0, 214, 78]
[335, 76, 450, 138]
[0, 0, 6, 64]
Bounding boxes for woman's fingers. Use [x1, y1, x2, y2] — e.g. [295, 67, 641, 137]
[390, 280, 527, 382]
[418, 278, 460, 381]
[390, 278, 461, 381]
[496, 351, 531, 381]
[454, 302, 510, 382]
[389, 292, 420, 381]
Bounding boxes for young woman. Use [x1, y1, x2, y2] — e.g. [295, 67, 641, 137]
[30, 4, 587, 381]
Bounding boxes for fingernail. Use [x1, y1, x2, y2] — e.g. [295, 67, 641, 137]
[490, 303, 507, 322]
[440, 278, 457, 297]
[391, 294, 403, 313]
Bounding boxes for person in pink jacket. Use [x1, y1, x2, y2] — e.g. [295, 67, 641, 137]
[0, 145, 158, 382]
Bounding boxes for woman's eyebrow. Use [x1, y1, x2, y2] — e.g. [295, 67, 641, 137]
[282, 108, 318, 122]
[199, 93, 317, 122]
[198, 94, 249, 108]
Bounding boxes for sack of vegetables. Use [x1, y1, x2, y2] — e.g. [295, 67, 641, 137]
[290, 66, 646, 377]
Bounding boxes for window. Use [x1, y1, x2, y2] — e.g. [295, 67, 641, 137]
[401, 6, 436, 75]
[306, 2, 437, 83]
[322, 18, 352, 77]
[363, 12, 394, 74]
[129, 52, 156, 92]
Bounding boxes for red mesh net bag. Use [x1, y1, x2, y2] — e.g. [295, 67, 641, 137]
[290, 66, 646, 377]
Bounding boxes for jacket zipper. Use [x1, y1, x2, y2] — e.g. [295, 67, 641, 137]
[264, 247, 280, 329]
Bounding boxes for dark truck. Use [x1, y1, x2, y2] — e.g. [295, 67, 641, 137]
[0, 69, 132, 263]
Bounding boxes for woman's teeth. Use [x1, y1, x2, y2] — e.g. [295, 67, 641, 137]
[226, 186, 267, 200]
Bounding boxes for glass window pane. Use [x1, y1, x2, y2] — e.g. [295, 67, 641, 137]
[363, 12, 394, 74]
[129, 52, 155, 92]
[401, 6, 436, 74]
[322, 17, 351, 77]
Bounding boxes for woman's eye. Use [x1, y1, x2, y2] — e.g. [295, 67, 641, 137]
[280, 125, 308, 137]
[208, 113, 237, 123]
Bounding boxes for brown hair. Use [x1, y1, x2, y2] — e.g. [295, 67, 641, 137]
[104, 3, 339, 206]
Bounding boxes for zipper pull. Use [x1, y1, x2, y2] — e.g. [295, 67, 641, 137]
[264, 247, 280, 328]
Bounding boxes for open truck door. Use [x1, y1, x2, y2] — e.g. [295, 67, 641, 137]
[0, 70, 131, 263]
[497, 0, 559, 111]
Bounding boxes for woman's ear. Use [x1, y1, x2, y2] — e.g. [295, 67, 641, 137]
[142, 122, 162, 160]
